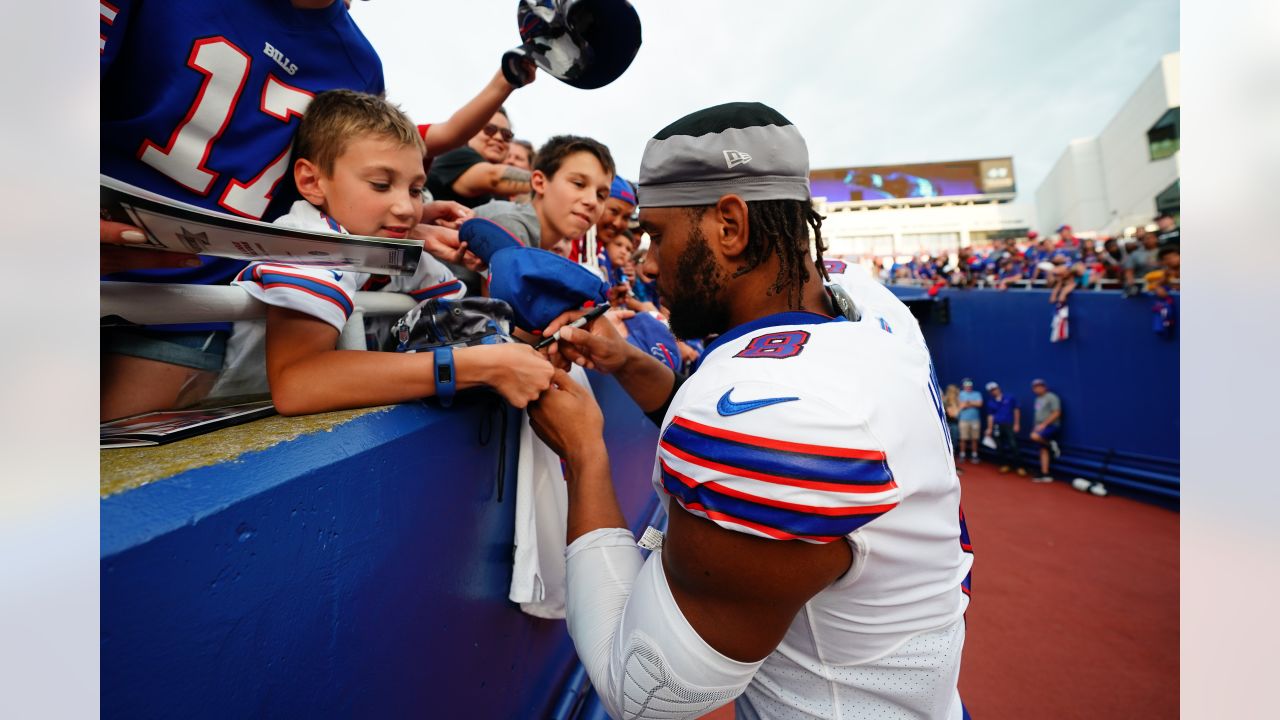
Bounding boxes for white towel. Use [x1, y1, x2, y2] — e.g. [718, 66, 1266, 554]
[509, 364, 596, 618]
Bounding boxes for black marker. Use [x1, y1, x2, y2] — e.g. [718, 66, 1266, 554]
[534, 302, 611, 350]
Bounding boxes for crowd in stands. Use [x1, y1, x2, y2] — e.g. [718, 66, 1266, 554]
[868, 218, 1181, 301]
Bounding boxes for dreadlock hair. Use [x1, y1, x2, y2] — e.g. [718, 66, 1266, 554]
[688, 199, 828, 308]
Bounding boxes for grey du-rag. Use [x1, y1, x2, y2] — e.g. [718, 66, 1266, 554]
[637, 101, 812, 207]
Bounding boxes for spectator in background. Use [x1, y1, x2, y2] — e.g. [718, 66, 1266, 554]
[1057, 224, 1081, 252]
[1145, 246, 1180, 297]
[957, 378, 983, 463]
[1029, 378, 1062, 483]
[1047, 255, 1081, 305]
[1099, 237, 1127, 282]
[1147, 246, 1180, 337]
[984, 381, 1026, 476]
[630, 246, 661, 309]
[504, 139, 536, 204]
[506, 139, 535, 170]
[472, 134, 614, 259]
[427, 108, 531, 208]
[943, 384, 963, 471]
[1155, 212, 1180, 247]
[1123, 230, 1162, 295]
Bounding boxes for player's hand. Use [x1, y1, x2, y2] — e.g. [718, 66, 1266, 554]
[101, 219, 201, 275]
[468, 343, 554, 409]
[540, 307, 634, 373]
[421, 201, 472, 230]
[529, 368, 604, 460]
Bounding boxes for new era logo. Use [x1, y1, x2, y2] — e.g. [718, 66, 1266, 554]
[723, 150, 752, 169]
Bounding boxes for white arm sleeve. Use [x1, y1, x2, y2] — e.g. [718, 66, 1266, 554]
[565, 528, 764, 720]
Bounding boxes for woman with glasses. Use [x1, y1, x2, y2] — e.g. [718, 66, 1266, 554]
[427, 108, 534, 208]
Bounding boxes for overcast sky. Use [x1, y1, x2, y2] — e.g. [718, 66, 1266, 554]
[352, 0, 1178, 198]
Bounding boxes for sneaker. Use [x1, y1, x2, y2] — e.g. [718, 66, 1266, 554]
[1049, 440, 1061, 458]
[1015, 468, 1028, 477]
[1089, 482, 1108, 497]
[1031, 475, 1054, 483]
[999, 465, 1010, 474]
[1071, 478, 1092, 492]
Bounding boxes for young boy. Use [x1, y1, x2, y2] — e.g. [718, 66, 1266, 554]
[470, 134, 616, 259]
[231, 90, 553, 416]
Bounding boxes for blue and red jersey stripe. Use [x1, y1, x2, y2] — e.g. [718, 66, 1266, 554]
[660, 416, 897, 490]
[661, 461, 894, 542]
[238, 264, 353, 316]
[408, 279, 464, 301]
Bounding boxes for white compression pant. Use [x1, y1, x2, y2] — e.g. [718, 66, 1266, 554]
[565, 528, 764, 720]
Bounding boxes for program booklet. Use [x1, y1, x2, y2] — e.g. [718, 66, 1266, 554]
[100, 175, 423, 275]
[100, 400, 277, 449]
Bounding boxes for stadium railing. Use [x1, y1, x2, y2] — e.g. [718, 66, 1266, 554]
[101, 281, 416, 350]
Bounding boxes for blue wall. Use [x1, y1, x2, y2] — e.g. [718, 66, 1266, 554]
[101, 373, 660, 719]
[891, 287, 1179, 496]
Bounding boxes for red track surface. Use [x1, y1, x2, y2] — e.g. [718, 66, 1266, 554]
[702, 461, 1179, 720]
[957, 462, 1179, 719]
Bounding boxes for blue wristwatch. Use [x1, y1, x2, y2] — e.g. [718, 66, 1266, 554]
[433, 346, 456, 407]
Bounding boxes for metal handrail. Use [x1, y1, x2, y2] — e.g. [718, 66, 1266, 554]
[101, 281, 418, 351]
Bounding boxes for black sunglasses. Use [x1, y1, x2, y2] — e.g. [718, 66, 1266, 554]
[481, 123, 514, 142]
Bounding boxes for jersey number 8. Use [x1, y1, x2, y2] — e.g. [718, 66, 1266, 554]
[735, 330, 811, 359]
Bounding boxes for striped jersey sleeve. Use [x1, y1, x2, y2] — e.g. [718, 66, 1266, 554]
[232, 263, 358, 332]
[381, 252, 466, 303]
[658, 386, 900, 544]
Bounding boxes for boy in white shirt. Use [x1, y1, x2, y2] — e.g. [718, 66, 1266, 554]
[231, 89, 553, 415]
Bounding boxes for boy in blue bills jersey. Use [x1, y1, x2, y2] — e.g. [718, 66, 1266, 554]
[528, 103, 971, 719]
[226, 90, 554, 416]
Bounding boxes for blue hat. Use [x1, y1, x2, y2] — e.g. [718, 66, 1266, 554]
[487, 246, 609, 332]
[623, 312, 679, 372]
[610, 176, 636, 205]
[459, 217, 526, 264]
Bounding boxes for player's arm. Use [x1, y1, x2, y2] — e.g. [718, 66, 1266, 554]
[420, 66, 533, 156]
[540, 310, 677, 416]
[530, 373, 887, 719]
[451, 162, 532, 198]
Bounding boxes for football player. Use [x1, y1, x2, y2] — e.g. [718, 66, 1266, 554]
[531, 102, 972, 720]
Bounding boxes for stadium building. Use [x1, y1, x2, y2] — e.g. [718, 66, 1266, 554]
[1035, 52, 1180, 236]
[813, 51, 1180, 263]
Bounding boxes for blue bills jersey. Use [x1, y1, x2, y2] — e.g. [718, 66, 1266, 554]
[101, 0, 385, 288]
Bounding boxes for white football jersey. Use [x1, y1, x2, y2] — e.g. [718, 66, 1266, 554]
[653, 261, 972, 719]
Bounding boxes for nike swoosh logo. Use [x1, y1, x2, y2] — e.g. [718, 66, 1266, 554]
[716, 388, 800, 417]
